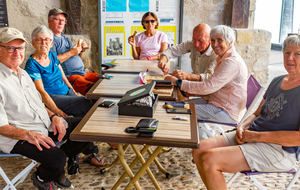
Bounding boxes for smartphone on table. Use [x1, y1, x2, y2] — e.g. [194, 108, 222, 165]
[166, 108, 191, 114]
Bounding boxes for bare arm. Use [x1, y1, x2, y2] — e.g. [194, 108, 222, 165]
[237, 99, 300, 147]
[128, 35, 140, 60]
[171, 70, 201, 81]
[45, 108, 66, 142]
[78, 41, 90, 59]
[56, 44, 82, 63]
[33, 80, 68, 117]
[0, 125, 55, 151]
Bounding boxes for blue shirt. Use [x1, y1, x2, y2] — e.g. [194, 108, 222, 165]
[50, 34, 86, 78]
[250, 75, 300, 156]
[24, 52, 69, 95]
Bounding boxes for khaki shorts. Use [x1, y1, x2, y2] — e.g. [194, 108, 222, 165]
[223, 131, 296, 172]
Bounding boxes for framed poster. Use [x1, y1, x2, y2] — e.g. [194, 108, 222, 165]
[98, 0, 183, 72]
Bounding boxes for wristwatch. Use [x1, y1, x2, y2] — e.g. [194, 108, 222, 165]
[50, 113, 59, 122]
[176, 79, 187, 97]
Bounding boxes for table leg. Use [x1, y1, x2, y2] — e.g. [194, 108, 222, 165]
[100, 144, 129, 174]
[112, 145, 149, 188]
[131, 145, 161, 189]
[147, 148, 171, 178]
[112, 144, 142, 190]
[124, 146, 164, 190]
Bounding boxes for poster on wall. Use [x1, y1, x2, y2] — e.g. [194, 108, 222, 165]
[99, 0, 181, 66]
[104, 26, 125, 57]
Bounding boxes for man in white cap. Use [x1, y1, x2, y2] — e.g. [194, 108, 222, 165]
[0, 27, 91, 189]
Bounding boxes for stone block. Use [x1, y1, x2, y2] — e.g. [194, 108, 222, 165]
[253, 59, 269, 72]
[235, 29, 254, 44]
[258, 43, 271, 52]
[245, 45, 255, 53]
[235, 45, 245, 55]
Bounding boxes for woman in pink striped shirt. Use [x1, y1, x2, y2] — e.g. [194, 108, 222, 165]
[128, 12, 168, 60]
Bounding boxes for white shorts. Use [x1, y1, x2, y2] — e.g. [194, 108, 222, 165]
[223, 131, 297, 172]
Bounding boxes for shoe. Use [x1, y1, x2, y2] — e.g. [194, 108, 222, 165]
[83, 153, 105, 167]
[68, 154, 80, 175]
[108, 143, 117, 150]
[31, 171, 55, 190]
[55, 174, 72, 188]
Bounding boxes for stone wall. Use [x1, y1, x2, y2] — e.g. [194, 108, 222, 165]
[235, 29, 271, 85]
[3, 0, 270, 84]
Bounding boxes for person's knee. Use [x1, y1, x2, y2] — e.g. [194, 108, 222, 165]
[43, 148, 66, 170]
[199, 150, 217, 171]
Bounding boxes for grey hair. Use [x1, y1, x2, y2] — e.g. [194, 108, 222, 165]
[282, 35, 300, 52]
[31, 25, 54, 41]
[210, 25, 235, 46]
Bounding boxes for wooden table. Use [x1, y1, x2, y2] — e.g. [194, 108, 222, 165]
[70, 97, 198, 190]
[103, 59, 168, 74]
[86, 73, 177, 100]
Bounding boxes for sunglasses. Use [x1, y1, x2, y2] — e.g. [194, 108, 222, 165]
[144, 20, 155, 24]
[287, 33, 300, 36]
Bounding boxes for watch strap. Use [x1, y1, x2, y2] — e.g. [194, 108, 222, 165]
[50, 113, 59, 122]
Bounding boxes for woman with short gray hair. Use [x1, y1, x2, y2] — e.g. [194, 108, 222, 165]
[165, 25, 247, 127]
[192, 33, 300, 189]
[24, 25, 107, 174]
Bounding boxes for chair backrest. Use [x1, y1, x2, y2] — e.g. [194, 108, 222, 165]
[246, 74, 262, 109]
[239, 75, 265, 125]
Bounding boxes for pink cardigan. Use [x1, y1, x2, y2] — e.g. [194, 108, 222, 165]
[181, 46, 248, 122]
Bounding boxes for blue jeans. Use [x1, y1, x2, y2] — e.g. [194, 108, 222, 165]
[50, 88, 94, 117]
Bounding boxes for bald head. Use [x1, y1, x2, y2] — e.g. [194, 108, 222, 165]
[193, 23, 211, 35]
[192, 23, 211, 53]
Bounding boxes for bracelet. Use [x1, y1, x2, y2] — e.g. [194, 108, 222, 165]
[176, 79, 187, 97]
[81, 50, 85, 53]
[147, 56, 152, 60]
[50, 113, 59, 122]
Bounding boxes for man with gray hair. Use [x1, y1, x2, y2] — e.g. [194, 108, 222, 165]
[158, 23, 217, 81]
[0, 27, 90, 189]
[48, 8, 99, 96]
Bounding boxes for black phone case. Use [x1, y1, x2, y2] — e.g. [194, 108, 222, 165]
[99, 101, 115, 108]
[135, 118, 156, 131]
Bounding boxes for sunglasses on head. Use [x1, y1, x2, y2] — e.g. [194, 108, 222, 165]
[144, 19, 155, 24]
[288, 33, 300, 37]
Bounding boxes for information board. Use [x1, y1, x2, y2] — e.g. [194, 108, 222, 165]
[98, 0, 182, 69]
[0, 0, 8, 27]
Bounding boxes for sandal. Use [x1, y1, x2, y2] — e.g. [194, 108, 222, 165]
[84, 153, 105, 167]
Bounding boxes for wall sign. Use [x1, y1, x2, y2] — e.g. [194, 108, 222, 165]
[99, 0, 182, 68]
[0, 0, 8, 27]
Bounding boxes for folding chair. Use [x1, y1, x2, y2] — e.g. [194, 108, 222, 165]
[198, 74, 265, 138]
[227, 165, 300, 189]
[0, 141, 66, 190]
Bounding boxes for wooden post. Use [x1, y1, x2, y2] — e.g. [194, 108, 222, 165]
[65, 0, 81, 34]
[231, 0, 250, 28]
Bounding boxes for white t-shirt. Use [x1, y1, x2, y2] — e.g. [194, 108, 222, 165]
[135, 30, 168, 59]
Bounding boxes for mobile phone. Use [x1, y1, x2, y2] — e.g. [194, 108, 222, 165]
[97, 74, 114, 79]
[166, 108, 191, 114]
[98, 100, 115, 108]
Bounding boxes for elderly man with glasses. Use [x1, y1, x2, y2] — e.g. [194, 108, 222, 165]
[48, 8, 99, 96]
[0, 27, 80, 190]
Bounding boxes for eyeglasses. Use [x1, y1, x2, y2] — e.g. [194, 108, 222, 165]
[144, 20, 155, 24]
[0, 45, 25, 53]
[50, 17, 67, 24]
[35, 38, 52, 44]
